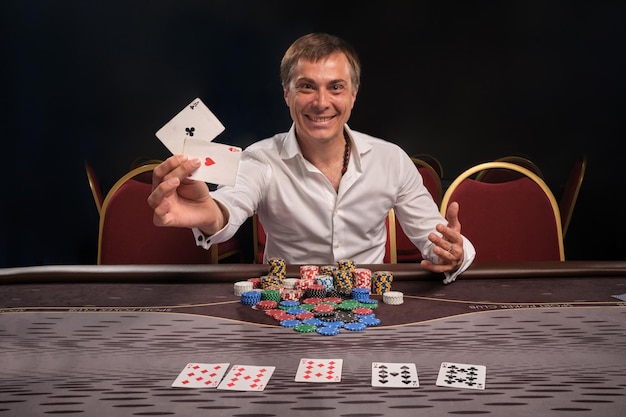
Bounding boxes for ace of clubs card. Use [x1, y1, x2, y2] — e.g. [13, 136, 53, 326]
[155, 97, 225, 155]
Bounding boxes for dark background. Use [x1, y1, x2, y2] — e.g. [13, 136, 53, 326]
[2, 1, 624, 267]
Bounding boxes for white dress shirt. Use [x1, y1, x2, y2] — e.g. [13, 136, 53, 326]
[193, 124, 475, 283]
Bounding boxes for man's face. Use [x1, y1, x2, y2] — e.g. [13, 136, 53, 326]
[283, 52, 358, 145]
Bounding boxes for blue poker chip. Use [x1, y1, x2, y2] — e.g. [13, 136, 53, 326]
[302, 318, 324, 326]
[280, 319, 301, 328]
[286, 307, 307, 315]
[316, 326, 340, 336]
[359, 316, 381, 327]
[344, 322, 367, 332]
[322, 320, 345, 328]
[279, 300, 300, 308]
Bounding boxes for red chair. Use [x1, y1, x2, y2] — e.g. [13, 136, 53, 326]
[559, 155, 587, 237]
[411, 153, 444, 179]
[388, 158, 442, 263]
[441, 162, 564, 263]
[475, 155, 544, 183]
[98, 164, 241, 265]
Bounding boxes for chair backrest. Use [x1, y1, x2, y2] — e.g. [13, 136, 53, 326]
[84, 161, 104, 215]
[411, 153, 443, 178]
[475, 155, 544, 183]
[252, 213, 266, 264]
[98, 164, 215, 265]
[388, 158, 442, 263]
[441, 162, 565, 262]
[560, 155, 587, 237]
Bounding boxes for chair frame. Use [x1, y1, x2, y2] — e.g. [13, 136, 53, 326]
[441, 161, 565, 261]
[475, 155, 544, 181]
[84, 161, 104, 215]
[560, 155, 587, 237]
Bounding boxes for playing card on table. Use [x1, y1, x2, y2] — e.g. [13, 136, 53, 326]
[183, 139, 242, 186]
[217, 365, 275, 392]
[156, 97, 225, 155]
[436, 362, 486, 390]
[295, 358, 343, 383]
[371, 362, 419, 387]
[171, 363, 230, 388]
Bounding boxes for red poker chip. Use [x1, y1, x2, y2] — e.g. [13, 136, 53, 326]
[256, 300, 278, 310]
[296, 312, 315, 320]
[308, 284, 326, 291]
[302, 297, 322, 305]
[313, 304, 335, 313]
[265, 308, 283, 316]
[352, 307, 373, 315]
[322, 297, 343, 304]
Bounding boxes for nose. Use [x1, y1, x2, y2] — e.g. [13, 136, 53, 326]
[313, 88, 330, 108]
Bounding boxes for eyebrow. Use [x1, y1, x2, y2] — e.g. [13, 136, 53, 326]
[295, 77, 348, 85]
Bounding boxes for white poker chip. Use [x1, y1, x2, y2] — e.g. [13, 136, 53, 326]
[283, 278, 299, 289]
[234, 281, 254, 296]
[383, 291, 404, 305]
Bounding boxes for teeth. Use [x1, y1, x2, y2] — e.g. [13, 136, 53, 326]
[311, 116, 333, 122]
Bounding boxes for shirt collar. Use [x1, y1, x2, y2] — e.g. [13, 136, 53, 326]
[280, 123, 373, 164]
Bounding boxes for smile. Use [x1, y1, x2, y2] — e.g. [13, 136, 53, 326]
[309, 116, 335, 122]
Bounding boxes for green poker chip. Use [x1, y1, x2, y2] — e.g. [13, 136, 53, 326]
[294, 323, 317, 333]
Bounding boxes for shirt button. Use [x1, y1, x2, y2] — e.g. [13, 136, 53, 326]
[197, 235, 204, 242]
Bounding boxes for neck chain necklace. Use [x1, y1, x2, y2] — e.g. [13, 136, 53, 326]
[341, 133, 350, 176]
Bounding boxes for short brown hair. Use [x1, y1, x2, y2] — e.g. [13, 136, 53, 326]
[280, 33, 361, 91]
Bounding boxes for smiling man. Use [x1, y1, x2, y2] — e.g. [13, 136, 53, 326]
[148, 33, 475, 283]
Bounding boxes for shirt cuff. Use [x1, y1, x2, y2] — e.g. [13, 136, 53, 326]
[191, 199, 232, 250]
[442, 237, 476, 284]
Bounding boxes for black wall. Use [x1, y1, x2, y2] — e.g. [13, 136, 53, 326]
[2, 1, 625, 267]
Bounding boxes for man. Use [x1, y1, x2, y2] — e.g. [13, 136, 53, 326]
[148, 33, 475, 283]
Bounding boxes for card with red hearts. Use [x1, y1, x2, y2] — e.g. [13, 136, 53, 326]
[183, 138, 242, 186]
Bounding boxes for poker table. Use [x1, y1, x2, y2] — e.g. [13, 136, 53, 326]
[1, 261, 625, 417]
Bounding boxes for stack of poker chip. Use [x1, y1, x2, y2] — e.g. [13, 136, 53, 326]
[315, 274, 334, 291]
[260, 275, 282, 290]
[299, 265, 318, 291]
[261, 289, 281, 302]
[240, 290, 262, 306]
[371, 270, 394, 295]
[352, 268, 372, 289]
[319, 264, 338, 277]
[234, 280, 253, 296]
[267, 257, 287, 282]
[351, 287, 370, 302]
[383, 291, 404, 305]
[304, 284, 327, 299]
[337, 259, 356, 274]
[334, 268, 353, 295]
[247, 277, 261, 289]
